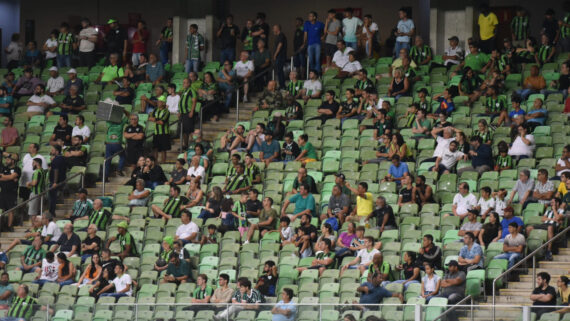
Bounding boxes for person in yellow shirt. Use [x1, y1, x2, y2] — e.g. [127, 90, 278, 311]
[345, 181, 374, 222]
[556, 172, 570, 198]
[478, 4, 498, 54]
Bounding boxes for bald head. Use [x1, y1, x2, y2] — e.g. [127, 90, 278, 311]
[93, 199, 103, 210]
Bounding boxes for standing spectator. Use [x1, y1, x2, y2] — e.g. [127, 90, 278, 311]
[292, 17, 306, 77]
[23, 41, 41, 68]
[77, 18, 98, 67]
[43, 30, 58, 67]
[437, 260, 466, 304]
[450, 183, 477, 219]
[394, 7, 415, 57]
[531, 272, 557, 318]
[234, 51, 254, 102]
[324, 10, 341, 67]
[123, 114, 145, 168]
[241, 19, 254, 54]
[477, 4, 498, 53]
[104, 108, 128, 178]
[5, 33, 22, 70]
[360, 15, 379, 57]
[131, 21, 149, 66]
[252, 12, 269, 51]
[0, 153, 20, 232]
[156, 18, 173, 65]
[20, 144, 47, 201]
[510, 8, 529, 47]
[252, 40, 271, 88]
[272, 25, 287, 89]
[104, 18, 127, 62]
[458, 232, 484, 272]
[217, 60, 236, 112]
[178, 78, 198, 150]
[303, 11, 325, 73]
[149, 96, 171, 164]
[494, 222, 525, 268]
[217, 15, 240, 63]
[342, 8, 362, 49]
[55, 23, 74, 68]
[186, 24, 204, 73]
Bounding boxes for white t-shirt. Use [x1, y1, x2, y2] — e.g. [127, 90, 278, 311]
[477, 197, 495, 215]
[78, 27, 98, 52]
[41, 222, 62, 242]
[113, 274, 132, 296]
[356, 248, 380, 266]
[44, 39, 58, 59]
[444, 46, 464, 66]
[176, 221, 199, 242]
[342, 60, 362, 73]
[453, 193, 477, 216]
[20, 153, 47, 187]
[494, 197, 506, 216]
[302, 80, 322, 96]
[281, 226, 293, 242]
[39, 259, 60, 281]
[332, 47, 354, 68]
[5, 42, 22, 62]
[47, 76, 64, 94]
[27, 95, 55, 113]
[508, 134, 535, 157]
[396, 19, 415, 42]
[433, 136, 455, 158]
[72, 125, 91, 141]
[440, 149, 464, 169]
[342, 17, 363, 43]
[422, 274, 440, 292]
[166, 95, 180, 114]
[187, 166, 206, 183]
[363, 23, 379, 40]
[234, 60, 254, 78]
[556, 157, 570, 176]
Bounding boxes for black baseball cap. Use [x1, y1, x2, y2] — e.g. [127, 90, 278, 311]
[448, 36, 459, 42]
[335, 173, 346, 180]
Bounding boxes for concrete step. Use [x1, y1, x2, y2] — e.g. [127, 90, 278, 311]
[486, 296, 533, 304]
[499, 289, 531, 296]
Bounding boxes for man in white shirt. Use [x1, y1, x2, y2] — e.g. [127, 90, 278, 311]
[46, 67, 64, 96]
[428, 127, 455, 162]
[186, 155, 206, 184]
[20, 143, 47, 195]
[166, 83, 180, 115]
[41, 214, 61, 248]
[443, 36, 464, 67]
[300, 70, 322, 103]
[99, 264, 132, 299]
[476, 186, 495, 219]
[555, 145, 570, 178]
[25, 84, 56, 118]
[340, 236, 379, 276]
[331, 40, 354, 70]
[34, 252, 60, 285]
[431, 141, 465, 175]
[451, 183, 477, 219]
[175, 210, 199, 244]
[233, 51, 254, 102]
[339, 52, 362, 78]
[78, 18, 98, 67]
[72, 115, 91, 143]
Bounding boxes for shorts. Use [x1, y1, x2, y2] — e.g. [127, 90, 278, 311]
[181, 112, 196, 134]
[534, 223, 557, 230]
[153, 134, 172, 152]
[0, 194, 17, 211]
[325, 43, 337, 57]
[28, 192, 42, 215]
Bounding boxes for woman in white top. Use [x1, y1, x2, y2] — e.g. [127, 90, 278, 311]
[508, 124, 535, 160]
[43, 30, 58, 66]
[420, 262, 441, 303]
[361, 15, 379, 57]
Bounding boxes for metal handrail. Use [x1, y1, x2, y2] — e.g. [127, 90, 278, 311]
[0, 171, 85, 235]
[433, 295, 473, 321]
[492, 225, 570, 320]
[234, 63, 275, 122]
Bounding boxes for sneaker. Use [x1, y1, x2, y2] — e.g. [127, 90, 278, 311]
[117, 170, 125, 177]
[545, 251, 553, 261]
[243, 240, 249, 245]
[243, 96, 248, 103]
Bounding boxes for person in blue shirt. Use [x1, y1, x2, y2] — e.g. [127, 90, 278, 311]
[383, 154, 409, 186]
[505, 95, 525, 125]
[525, 97, 547, 131]
[458, 232, 484, 271]
[258, 131, 280, 166]
[457, 136, 493, 176]
[0, 86, 13, 116]
[500, 206, 524, 239]
[303, 11, 325, 73]
[432, 88, 455, 117]
[271, 288, 296, 321]
[0, 248, 7, 270]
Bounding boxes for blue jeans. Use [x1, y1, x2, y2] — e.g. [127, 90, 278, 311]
[186, 59, 200, 73]
[81, 254, 93, 264]
[390, 279, 420, 291]
[33, 279, 54, 286]
[59, 279, 74, 286]
[493, 252, 522, 269]
[516, 88, 535, 100]
[198, 209, 216, 220]
[159, 43, 171, 65]
[346, 41, 357, 49]
[307, 44, 321, 73]
[0, 317, 23, 321]
[145, 181, 160, 190]
[220, 48, 236, 64]
[57, 55, 72, 67]
[100, 292, 128, 300]
[394, 41, 411, 57]
[105, 143, 125, 176]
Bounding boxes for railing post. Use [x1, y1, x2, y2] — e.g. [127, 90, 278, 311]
[470, 296, 474, 321]
[532, 256, 536, 289]
[40, 193, 43, 215]
[319, 303, 322, 321]
[46, 303, 50, 321]
[135, 302, 138, 321]
[199, 109, 203, 132]
[492, 279, 496, 321]
[102, 159, 106, 196]
[522, 306, 531, 321]
[272, 69, 275, 81]
[235, 89, 240, 123]
[306, 54, 309, 79]
[290, 56, 294, 72]
[179, 115, 184, 151]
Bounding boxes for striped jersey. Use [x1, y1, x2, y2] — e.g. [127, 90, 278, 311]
[88, 209, 112, 231]
[562, 13, 570, 39]
[409, 45, 432, 64]
[225, 173, 251, 192]
[118, 231, 138, 256]
[244, 163, 260, 183]
[495, 154, 513, 170]
[355, 78, 373, 91]
[510, 16, 529, 41]
[30, 169, 46, 194]
[57, 32, 75, 55]
[496, 54, 512, 72]
[232, 200, 247, 227]
[543, 208, 564, 225]
[233, 288, 264, 303]
[22, 246, 46, 266]
[536, 45, 553, 64]
[161, 27, 173, 41]
[151, 108, 170, 135]
[473, 129, 493, 143]
[8, 295, 37, 319]
[226, 164, 237, 178]
[178, 87, 196, 114]
[485, 96, 507, 113]
[193, 285, 213, 299]
[71, 199, 94, 219]
[163, 195, 189, 218]
[287, 80, 303, 96]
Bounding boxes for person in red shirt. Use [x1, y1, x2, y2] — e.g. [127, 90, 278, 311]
[1, 116, 18, 148]
[131, 20, 149, 66]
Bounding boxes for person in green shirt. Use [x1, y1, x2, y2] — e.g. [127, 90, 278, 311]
[295, 134, 317, 163]
[458, 67, 483, 104]
[106, 221, 138, 260]
[455, 42, 488, 73]
[149, 95, 171, 164]
[510, 8, 529, 47]
[105, 108, 130, 178]
[16, 237, 45, 273]
[151, 184, 189, 221]
[26, 158, 46, 217]
[296, 238, 336, 276]
[535, 34, 556, 65]
[289, 167, 318, 195]
[409, 35, 433, 66]
[185, 24, 205, 73]
[411, 109, 431, 138]
[96, 53, 124, 84]
[189, 71, 203, 92]
[244, 196, 278, 244]
[6, 284, 37, 321]
[281, 184, 316, 219]
[162, 252, 191, 285]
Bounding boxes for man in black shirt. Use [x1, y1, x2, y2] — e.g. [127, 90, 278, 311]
[217, 15, 240, 63]
[417, 234, 442, 269]
[143, 156, 167, 189]
[309, 90, 340, 124]
[272, 25, 287, 89]
[113, 77, 135, 105]
[81, 224, 101, 263]
[293, 17, 306, 77]
[63, 135, 87, 167]
[60, 85, 85, 114]
[104, 18, 127, 62]
[123, 114, 145, 166]
[398, 175, 415, 206]
[50, 114, 72, 146]
[300, 213, 318, 243]
[99, 249, 122, 279]
[531, 272, 557, 318]
[367, 196, 397, 233]
[48, 145, 67, 216]
[50, 223, 81, 256]
[0, 152, 21, 232]
[251, 12, 269, 52]
[246, 189, 262, 218]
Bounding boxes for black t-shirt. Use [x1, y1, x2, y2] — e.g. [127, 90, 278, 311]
[148, 165, 167, 183]
[65, 145, 87, 167]
[105, 27, 127, 54]
[246, 199, 262, 218]
[125, 124, 145, 149]
[373, 206, 397, 228]
[101, 258, 121, 279]
[301, 224, 318, 242]
[49, 155, 67, 184]
[115, 87, 135, 105]
[339, 101, 358, 115]
[402, 262, 420, 281]
[219, 24, 240, 49]
[0, 165, 20, 194]
[258, 273, 278, 296]
[207, 198, 222, 217]
[319, 101, 340, 115]
[399, 187, 413, 203]
[252, 23, 269, 49]
[53, 124, 72, 145]
[274, 33, 287, 60]
[62, 95, 85, 112]
[57, 233, 81, 252]
[559, 74, 570, 91]
[532, 285, 557, 313]
[294, 27, 304, 51]
[82, 235, 101, 255]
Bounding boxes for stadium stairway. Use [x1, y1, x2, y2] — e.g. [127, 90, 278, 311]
[458, 241, 570, 321]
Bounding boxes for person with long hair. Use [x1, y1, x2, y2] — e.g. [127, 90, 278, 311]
[420, 262, 441, 302]
[389, 133, 412, 161]
[198, 186, 224, 220]
[184, 178, 204, 209]
[479, 212, 502, 248]
[76, 252, 102, 286]
[555, 276, 570, 313]
[199, 71, 222, 122]
[56, 252, 76, 286]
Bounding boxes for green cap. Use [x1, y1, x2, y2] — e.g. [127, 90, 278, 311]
[107, 18, 118, 24]
[163, 236, 174, 247]
[117, 221, 128, 229]
[158, 95, 167, 102]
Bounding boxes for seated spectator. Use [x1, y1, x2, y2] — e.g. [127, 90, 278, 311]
[198, 186, 224, 220]
[437, 260, 466, 304]
[309, 90, 340, 124]
[296, 239, 335, 276]
[254, 80, 282, 112]
[295, 134, 317, 164]
[288, 167, 317, 196]
[89, 266, 113, 299]
[50, 223, 80, 257]
[63, 136, 87, 167]
[388, 68, 410, 100]
[457, 136, 493, 175]
[0, 118, 19, 153]
[3, 284, 36, 320]
[531, 169, 555, 207]
[525, 98, 547, 132]
[0, 86, 13, 116]
[358, 270, 400, 306]
[266, 113, 286, 141]
[556, 172, 570, 199]
[46, 67, 64, 96]
[259, 131, 281, 166]
[526, 198, 564, 261]
[472, 119, 493, 145]
[173, 210, 199, 245]
[508, 169, 535, 206]
[49, 114, 72, 146]
[81, 224, 101, 263]
[215, 278, 263, 320]
[1, 72, 15, 96]
[317, 223, 337, 244]
[323, 185, 351, 225]
[392, 251, 421, 290]
[96, 53, 124, 85]
[415, 175, 435, 207]
[418, 234, 442, 269]
[478, 212, 502, 248]
[337, 51, 361, 78]
[345, 182, 374, 222]
[340, 236, 380, 276]
[281, 132, 301, 163]
[389, 133, 413, 161]
[165, 159, 186, 186]
[535, 34, 556, 65]
[271, 288, 296, 321]
[217, 61, 236, 112]
[151, 185, 189, 221]
[554, 276, 570, 314]
[14, 68, 43, 99]
[76, 252, 102, 286]
[368, 196, 397, 234]
[334, 223, 359, 259]
[500, 206, 524, 239]
[245, 197, 278, 244]
[410, 35, 433, 66]
[41, 214, 62, 248]
[300, 70, 322, 103]
[555, 145, 570, 180]
[16, 237, 45, 274]
[431, 141, 465, 175]
[233, 51, 255, 102]
[398, 175, 415, 206]
[245, 123, 266, 153]
[145, 53, 164, 84]
[75, 198, 128, 232]
[283, 96, 303, 122]
[516, 65, 546, 100]
[127, 179, 151, 207]
[329, 40, 354, 71]
[384, 155, 409, 185]
[411, 109, 431, 139]
[223, 162, 251, 195]
[3, 216, 41, 253]
[431, 88, 455, 118]
[211, 273, 234, 305]
[494, 141, 513, 172]
[281, 184, 316, 221]
[257, 260, 279, 297]
[276, 216, 294, 244]
[140, 86, 165, 115]
[25, 84, 56, 119]
[58, 85, 86, 116]
[99, 264, 132, 300]
[220, 125, 247, 154]
[71, 115, 90, 144]
[448, 183, 477, 219]
[531, 272, 557, 318]
[458, 67, 483, 104]
[161, 252, 191, 285]
[32, 251, 59, 285]
[113, 77, 135, 105]
[0, 272, 13, 309]
[186, 155, 206, 184]
[105, 221, 138, 260]
[142, 156, 167, 189]
[494, 222, 525, 268]
[458, 232, 484, 272]
[63, 69, 84, 96]
[458, 209, 483, 238]
[420, 262, 441, 303]
[292, 214, 318, 258]
[336, 89, 359, 122]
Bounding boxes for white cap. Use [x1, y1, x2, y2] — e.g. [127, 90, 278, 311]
[66, 68, 77, 74]
[48, 66, 58, 72]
